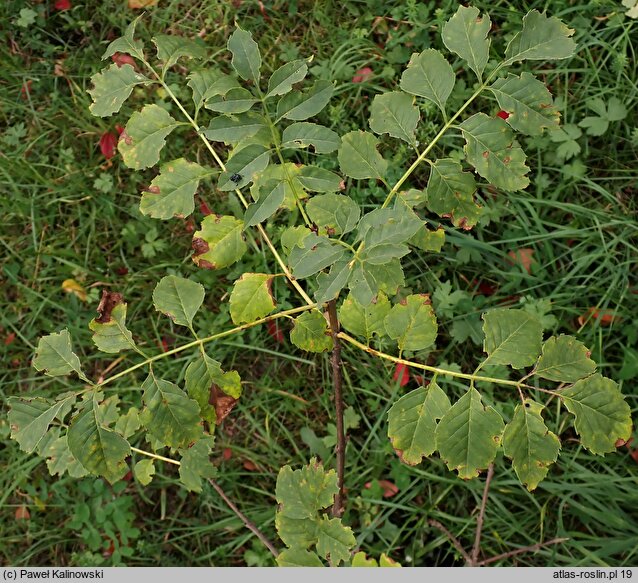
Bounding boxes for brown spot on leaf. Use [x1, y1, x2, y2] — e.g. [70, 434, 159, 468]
[192, 237, 209, 255]
[482, 151, 489, 158]
[95, 290, 123, 324]
[120, 130, 133, 146]
[210, 385, 238, 425]
[503, 156, 511, 164]
[145, 185, 160, 194]
[198, 259, 215, 270]
[418, 294, 431, 305]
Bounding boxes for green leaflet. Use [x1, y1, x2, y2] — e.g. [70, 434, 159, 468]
[134, 459, 155, 486]
[266, 59, 308, 97]
[205, 87, 258, 114]
[152, 34, 206, 70]
[387, 381, 451, 465]
[356, 205, 423, 248]
[244, 180, 286, 227]
[352, 552, 401, 567]
[384, 295, 438, 353]
[203, 112, 267, 144]
[282, 122, 341, 154]
[505, 10, 576, 63]
[192, 214, 247, 269]
[339, 292, 391, 342]
[276, 460, 338, 519]
[276, 80, 334, 121]
[102, 16, 144, 60]
[251, 163, 306, 210]
[297, 166, 342, 193]
[276, 514, 318, 548]
[277, 549, 324, 567]
[534, 335, 596, 383]
[561, 374, 632, 455]
[140, 158, 211, 220]
[442, 6, 491, 82]
[290, 311, 333, 353]
[369, 91, 420, 145]
[119, 105, 181, 170]
[436, 387, 505, 479]
[425, 158, 481, 229]
[227, 26, 261, 83]
[289, 233, 347, 279]
[88, 64, 149, 118]
[502, 400, 560, 491]
[89, 298, 137, 354]
[140, 372, 203, 449]
[315, 260, 353, 306]
[281, 225, 312, 256]
[338, 130, 387, 180]
[482, 308, 543, 369]
[410, 226, 446, 252]
[349, 259, 404, 306]
[67, 394, 130, 484]
[229, 273, 276, 324]
[8, 395, 75, 454]
[152, 275, 205, 327]
[218, 144, 270, 190]
[489, 73, 559, 136]
[178, 435, 217, 492]
[32, 329, 83, 378]
[399, 49, 455, 113]
[187, 70, 221, 111]
[316, 517, 356, 566]
[460, 113, 530, 192]
[41, 432, 88, 478]
[306, 194, 360, 235]
[114, 407, 141, 438]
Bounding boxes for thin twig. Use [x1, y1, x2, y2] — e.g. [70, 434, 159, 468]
[477, 537, 568, 566]
[327, 300, 345, 518]
[471, 463, 495, 565]
[427, 519, 472, 564]
[208, 479, 279, 559]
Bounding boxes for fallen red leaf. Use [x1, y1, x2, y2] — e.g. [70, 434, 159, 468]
[364, 479, 399, 498]
[222, 448, 232, 461]
[54, 0, 71, 10]
[111, 53, 137, 68]
[352, 67, 373, 84]
[99, 131, 118, 160]
[497, 110, 510, 120]
[578, 308, 619, 327]
[4, 332, 16, 346]
[243, 460, 258, 471]
[393, 363, 409, 386]
[15, 505, 30, 520]
[508, 248, 535, 274]
[267, 320, 285, 343]
[20, 80, 32, 100]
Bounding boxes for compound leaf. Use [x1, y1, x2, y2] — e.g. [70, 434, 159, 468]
[306, 194, 360, 235]
[387, 381, 451, 465]
[316, 517, 356, 566]
[436, 387, 505, 479]
[229, 273, 276, 324]
[561, 374, 632, 455]
[282, 122, 340, 154]
[339, 292, 391, 343]
[338, 130, 387, 180]
[489, 73, 559, 136]
[67, 394, 130, 484]
[369, 91, 420, 145]
[290, 311, 333, 353]
[535, 335, 596, 383]
[192, 215, 247, 269]
[88, 64, 149, 118]
[425, 158, 481, 229]
[505, 10, 576, 63]
[399, 49, 455, 113]
[119, 105, 180, 170]
[482, 308, 543, 369]
[32, 329, 83, 377]
[152, 275, 205, 327]
[442, 6, 491, 82]
[460, 113, 530, 192]
[266, 59, 308, 97]
[227, 26, 261, 83]
[276, 80, 334, 121]
[140, 158, 211, 219]
[178, 435, 217, 492]
[502, 399, 560, 491]
[384, 295, 438, 353]
[140, 372, 203, 449]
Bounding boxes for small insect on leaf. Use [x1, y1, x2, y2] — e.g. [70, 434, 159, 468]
[230, 173, 243, 184]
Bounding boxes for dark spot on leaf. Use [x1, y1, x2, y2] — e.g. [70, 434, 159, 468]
[120, 130, 133, 146]
[210, 385, 238, 425]
[145, 185, 160, 194]
[482, 151, 489, 159]
[198, 259, 215, 270]
[503, 156, 511, 164]
[418, 294, 431, 305]
[310, 244, 318, 251]
[524, 401, 531, 408]
[192, 237, 209, 255]
[95, 290, 123, 324]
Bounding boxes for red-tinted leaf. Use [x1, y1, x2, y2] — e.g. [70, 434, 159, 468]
[15, 505, 30, 520]
[54, 0, 71, 10]
[99, 132, 118, 160]
[111, 52, 137, 68]
[364, 479, 399, 498]
[4, 332, 16, 346]
[352, 67, 373, 83]
[222, 448, 232, 461]
[199, 199, 213, 216]
[497, 110, 510, 120]
[243, 460, 258, 471]
[508, 248, 535, 274]
[578, 308, 620, 327]
[393, 363, 409, 386]
[267, 320, 284, 344]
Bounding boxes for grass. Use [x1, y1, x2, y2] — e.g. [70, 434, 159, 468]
[1, 0, 637, 568]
